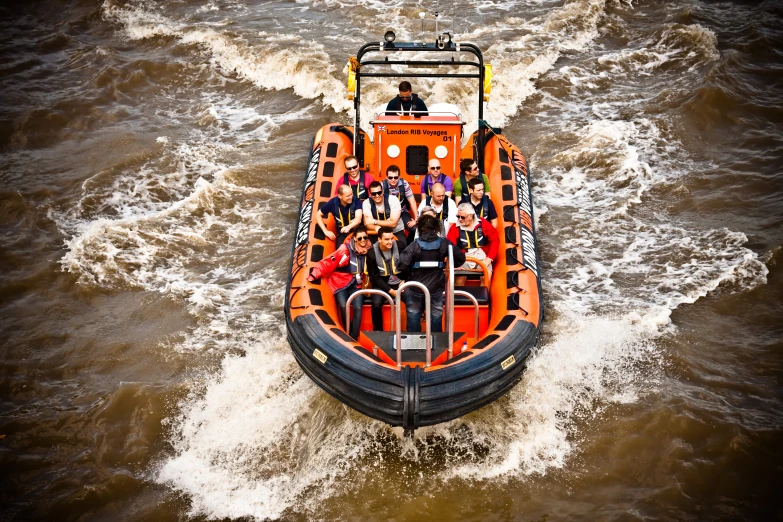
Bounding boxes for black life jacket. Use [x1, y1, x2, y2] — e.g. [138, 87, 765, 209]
[424, 195, 451, 222]
[372, 241, 400, 277]
[412, 237, 446, 269]
[382, 179, 410, 211]
[469, 195, 490, 219]
[422, 172, 445, 197]
[335, 239, 368, 275]
[342, 170, 367, 201]
[389, 93, 421, 115]
[369, 194, 392, 221]
[335, 201, 358, 229]
[457, 222, 487, 250]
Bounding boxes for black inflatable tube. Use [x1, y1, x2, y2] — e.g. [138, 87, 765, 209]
[287, 311, 539, 428]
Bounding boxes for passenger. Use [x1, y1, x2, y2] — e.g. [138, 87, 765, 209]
[316, 183, 363, 246]
[446, 203, 499, 286]
[385, 80, 428, 116]
[465, 177, 498, 228]
[421, 158, 453, 198]
[366, 227, 403, 331]
[382, 164, 418, 236]
[307, 225, 371, 340]
[363, 180, 407, 249]
[335, 155, 375, 202]
[454, 158, 491, 201]
[418, 205, 437, 219]
[397, 215, 465, 333]
[417, 182, 458, 236]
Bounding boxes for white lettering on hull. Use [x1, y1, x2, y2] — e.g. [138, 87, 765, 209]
[296, 147, 321, 247]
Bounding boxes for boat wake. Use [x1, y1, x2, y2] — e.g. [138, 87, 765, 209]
[48, 1, 771, 520]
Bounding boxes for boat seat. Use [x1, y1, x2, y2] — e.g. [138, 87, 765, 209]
[454, 285, 488, 305]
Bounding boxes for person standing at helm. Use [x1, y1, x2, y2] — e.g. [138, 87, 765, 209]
[335, 155, 374, 202]
[421, 158, 453, 198]
[454, 158, 491, 201]
[385, 81, 428, 116]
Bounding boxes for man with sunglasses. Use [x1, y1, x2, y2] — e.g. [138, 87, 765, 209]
[397, 215, 464, 333]
[385, 80, 428, 117]
[307, 225, 371, 340]
[335, 155, 375, 202]
[316, 183, 363, 246]
[421, 159, 453, 198]
[363, 181, 407, 249]
[381, 164, 418, 235]
[454, 158, 492, 201]
[446, 203, 499, 286]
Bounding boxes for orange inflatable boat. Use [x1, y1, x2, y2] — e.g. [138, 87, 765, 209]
[285, 34, 542, 431]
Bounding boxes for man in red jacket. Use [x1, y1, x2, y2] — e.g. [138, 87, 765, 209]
[307, 225, 371, 340]
[446, 202, 499, 286]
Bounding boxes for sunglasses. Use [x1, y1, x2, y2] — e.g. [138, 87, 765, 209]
[370, 191, 383, 196]
[457, 215, 470, 220]
[400, 95, 411, 100]
[470, 165, 479, 171]
[387, 175, 399, 180]
[355, 236, 368, 241]
[346, 164, 359, 170]
[429, 166, 441, 170]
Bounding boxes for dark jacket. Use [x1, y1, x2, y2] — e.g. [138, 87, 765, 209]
[397, 230, 465, 293]
[385, 94, 429, 116]
[367, 242, 400, 293]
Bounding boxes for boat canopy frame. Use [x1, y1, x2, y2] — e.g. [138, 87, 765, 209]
[353, 40, 488, 171]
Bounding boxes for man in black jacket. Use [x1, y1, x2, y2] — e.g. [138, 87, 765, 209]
[397, 215, 465, 332]
[385, 81, 428, 116]
[366, 228, 402, 330]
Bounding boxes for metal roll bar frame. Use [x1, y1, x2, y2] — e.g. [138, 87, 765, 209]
[352, 40, 488, 176]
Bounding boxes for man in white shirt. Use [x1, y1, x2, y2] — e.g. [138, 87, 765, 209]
[417, 182, 457, 236]
[363, 180, 407, 249]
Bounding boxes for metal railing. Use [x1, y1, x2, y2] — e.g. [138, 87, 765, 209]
[447, 245, 455, 357]
[395, 281, 432, 368]
[447, 245, 480, 358]
[453, 290, 479, 346]
[345, 289, 396, 357]
[372, 110, 462, 119]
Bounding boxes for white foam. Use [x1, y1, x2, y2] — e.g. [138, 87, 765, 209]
[71, 1, 768, 512]
[445, 312, 663, 479]
[102, 2, 351, 113]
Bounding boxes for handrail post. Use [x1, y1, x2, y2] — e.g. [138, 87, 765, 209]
[453, 290, 480, 341]
[345, 289, 397, 356]
[395, 289, 402, 368]
[396, 281, 432, 367]
[447, 245, 455, 359]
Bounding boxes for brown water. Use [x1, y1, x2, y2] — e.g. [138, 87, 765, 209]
[1, 0, 782, 520]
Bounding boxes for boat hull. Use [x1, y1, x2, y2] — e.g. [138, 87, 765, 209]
[285, 124, 542, 429]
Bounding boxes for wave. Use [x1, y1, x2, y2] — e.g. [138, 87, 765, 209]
[102, 1, 352, 113]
